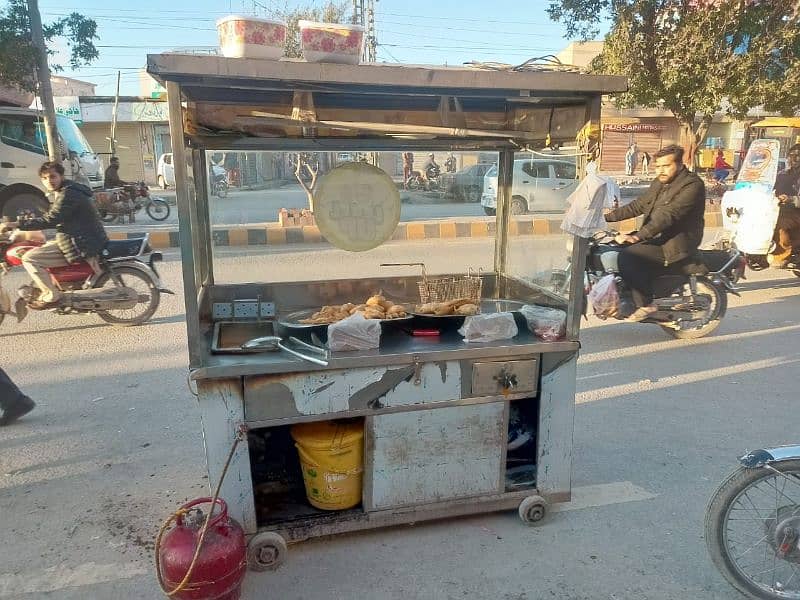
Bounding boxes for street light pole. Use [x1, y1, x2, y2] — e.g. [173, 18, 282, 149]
[26, 0, 60, 162]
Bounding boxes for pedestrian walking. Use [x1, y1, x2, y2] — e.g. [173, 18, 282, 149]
[641, 151, 651, 176]
[625, 143, 639, 176]
[0, 367, 35, 426]
[402, 152, 414, 189]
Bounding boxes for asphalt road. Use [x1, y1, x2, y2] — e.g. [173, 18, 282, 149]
[1, 245, 798, 599]
[145, 186, 491, 227]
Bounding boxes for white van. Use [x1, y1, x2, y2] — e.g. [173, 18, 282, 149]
[0, 107, 103, 218]
[157, 152, 175, 189]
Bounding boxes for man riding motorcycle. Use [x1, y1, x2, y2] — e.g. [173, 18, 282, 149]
[0, 161, 108, 310]
[603, 144, 706, 321]
[768, 143, 800, 267]
[103, 156, 130, 189]
[421, 153, 440, 184]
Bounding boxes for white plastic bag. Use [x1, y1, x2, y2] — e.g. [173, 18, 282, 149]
[519, 305, 567, 342]
[721, 187, 779, 255]
[587, 274, 620, 319]
[327, 312, 381, 351]
[458, 312, 518, 343]
[561, 173, 609, 238]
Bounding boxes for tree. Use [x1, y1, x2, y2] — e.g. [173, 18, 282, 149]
[266, 2, 348, 210]
[547, 0, 800, 166]
[0, 0, 98, 92]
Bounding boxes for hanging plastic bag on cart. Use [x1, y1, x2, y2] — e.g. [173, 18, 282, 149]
[519, 305, 567, 342]
[587, 274, 620, 319]
[458, 312, 518, 343]
[561, 171, 608, 238]
[720, 187, 779, 255]
[327, 312, 381, 351]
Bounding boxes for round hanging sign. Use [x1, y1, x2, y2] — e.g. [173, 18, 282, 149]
[313, 162, 401, 252]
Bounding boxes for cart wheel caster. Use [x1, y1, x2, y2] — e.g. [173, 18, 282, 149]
[247, 531, 288, 571]
[518, 495, 547, 525]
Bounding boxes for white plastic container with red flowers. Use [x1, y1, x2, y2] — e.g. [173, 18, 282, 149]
[298, 21, 365, 65]
[216, 15, 287, 59]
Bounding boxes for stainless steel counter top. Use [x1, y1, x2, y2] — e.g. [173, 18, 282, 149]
[190, 328, 579, 380]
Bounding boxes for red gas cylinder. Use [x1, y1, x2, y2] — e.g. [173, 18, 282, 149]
[157, 497, 247, 600]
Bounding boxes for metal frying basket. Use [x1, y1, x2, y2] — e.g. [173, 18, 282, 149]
[381, 263, 483, 304]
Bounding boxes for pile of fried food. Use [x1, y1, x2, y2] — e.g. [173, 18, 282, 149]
[416, 298, 480, 316]
[299, 294, 408, 324]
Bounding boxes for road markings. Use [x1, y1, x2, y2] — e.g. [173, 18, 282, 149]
[552, 481, 657, 513]
[0, 562, 147, 597]
[576, 355, 800, 405]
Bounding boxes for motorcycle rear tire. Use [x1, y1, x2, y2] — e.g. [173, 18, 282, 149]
[705, 459, 800, 600]
[94, 266, 160, 326]
[659, 277, 726, 339]
[215, 183, 228, 199]
[146, 198, 170, 221]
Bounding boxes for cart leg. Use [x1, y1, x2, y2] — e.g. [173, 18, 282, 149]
[197, 379, 258, 534]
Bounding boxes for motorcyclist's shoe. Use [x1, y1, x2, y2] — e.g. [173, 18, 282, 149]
[0, 395, 35, 426]
[28, 299, 61, 310]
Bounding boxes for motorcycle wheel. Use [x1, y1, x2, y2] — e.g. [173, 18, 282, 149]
[215, 182, 229, 199]
[94, 266, 161, 326]
[146, 198, 170, 221]
[706, 459, 800, 600]
[406, 176, 421, 191]
[659, 277, 726, 339]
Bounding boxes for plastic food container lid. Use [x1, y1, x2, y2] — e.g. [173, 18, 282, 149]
[216, 15, 286, 27]
[297, 20, 365, 31]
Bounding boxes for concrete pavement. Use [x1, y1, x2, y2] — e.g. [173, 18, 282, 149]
[1, 251, 799, 599]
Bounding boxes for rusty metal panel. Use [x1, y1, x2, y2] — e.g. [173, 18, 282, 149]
[471, 359, 538, 397]
[367, 402, 505, 510]
[244, 361, 462, 422]
[536, 351, 577, 499]
[196, 378, 258, 535]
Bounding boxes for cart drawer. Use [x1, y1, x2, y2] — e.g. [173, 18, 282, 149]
[471, 359, 538, 397]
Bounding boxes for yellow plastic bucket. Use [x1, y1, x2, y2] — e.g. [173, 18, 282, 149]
[290, 420, 364, 511]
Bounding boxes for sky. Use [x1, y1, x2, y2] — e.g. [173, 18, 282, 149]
[37, 0, 603, 96]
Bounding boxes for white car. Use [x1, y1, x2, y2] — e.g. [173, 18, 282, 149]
[157, 152, 175, 189]
[481, 159, 579, 215]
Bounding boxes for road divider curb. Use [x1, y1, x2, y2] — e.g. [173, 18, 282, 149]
[109, 211, 723, 249]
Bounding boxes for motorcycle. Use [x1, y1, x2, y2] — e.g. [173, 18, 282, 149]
[0, 229, 171, 327]
[586, 231, 746, 339]
[706, 445, 800, 599]
[211, 171, 229, 199]
[406, 165, 441, 192]
[94, 182, 171, 224]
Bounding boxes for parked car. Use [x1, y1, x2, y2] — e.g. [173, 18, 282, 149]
[157, 153, 175, 189]
[158, 152, 226, 192]
[481, 159, 579, 215]
[442, 163, 495, 202]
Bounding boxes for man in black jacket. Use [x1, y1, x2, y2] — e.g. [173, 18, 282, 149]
[604, 145, 706, 321]
[0, 161, 108, 310]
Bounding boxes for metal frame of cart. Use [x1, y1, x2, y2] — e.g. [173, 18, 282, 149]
[148, 54, 626, 571]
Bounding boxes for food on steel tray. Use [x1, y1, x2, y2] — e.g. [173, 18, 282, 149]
[415, 298, 479, 316]
[299, 294, 409, 324]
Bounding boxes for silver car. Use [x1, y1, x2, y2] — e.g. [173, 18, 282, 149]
[481, 159, 579, 215]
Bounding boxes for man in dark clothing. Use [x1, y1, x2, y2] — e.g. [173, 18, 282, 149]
[0, 367, 35, 426]
[769, 144, 800, 266]
[604, 144, 706, 321]
[0, 161, 109, 309]
[103, 156, 129, 189]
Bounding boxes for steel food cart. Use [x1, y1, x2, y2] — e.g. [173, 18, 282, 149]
[147, 54, 626, 571]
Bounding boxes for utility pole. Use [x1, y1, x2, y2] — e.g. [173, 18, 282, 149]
[365, 0, 377, 63]
[26, 0, 60, 161]
[110, 71, 121, 156]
